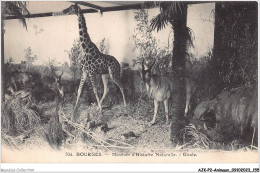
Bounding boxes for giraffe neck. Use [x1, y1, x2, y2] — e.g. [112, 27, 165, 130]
[77, 9, 90, 39]
[77, 8, 95, 53]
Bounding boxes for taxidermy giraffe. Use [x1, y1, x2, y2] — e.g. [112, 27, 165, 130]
[59, 4, 126, 120]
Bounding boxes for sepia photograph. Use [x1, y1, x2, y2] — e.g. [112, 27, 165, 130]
[1, 0, 258, 171]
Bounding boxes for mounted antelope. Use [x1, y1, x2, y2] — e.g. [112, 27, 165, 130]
[46, 70, 64, 122]
[50, 71, 64, 100]
[43, 71, 65, 149]
[52, 71, 64, 124]
[141, 59, 197, 125]
[141, 59, 172, 125]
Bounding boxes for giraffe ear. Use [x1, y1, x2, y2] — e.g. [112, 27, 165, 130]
[74, 3, 79, 13]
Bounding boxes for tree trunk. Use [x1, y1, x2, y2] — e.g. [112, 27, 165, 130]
[172, 6, 188, 70]
[1, 17, 5, 103]
[170, 3, 189, 145]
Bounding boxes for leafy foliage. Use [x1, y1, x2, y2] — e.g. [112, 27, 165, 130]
[187, 50, 218, 101]
[6, 57, 14, 64]
[132, 9, 158, 67]
[149, 2, 186, 32]
[149, 1, 194, 70]
[67, 39, 82, 79]
[150, 11, 170, 32]
[24, 47, 38, 71]
[213, 2, 257, 91]
[43, 58, 58, 76]
[98, 38, 109, 55]
[1, 1, 30, 30]
[132, 9, 172, 74]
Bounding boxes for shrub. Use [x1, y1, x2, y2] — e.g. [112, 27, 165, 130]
[132, 9, 172, 72]
[187, 49, 219, 103]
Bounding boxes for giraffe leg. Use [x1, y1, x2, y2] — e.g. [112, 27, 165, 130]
[108, 68, 126, 106]
[100, 74, 110, 107]
[164, 99, 169, 125]
[89, 74, 102, 109]
[73, 72, 87, 120]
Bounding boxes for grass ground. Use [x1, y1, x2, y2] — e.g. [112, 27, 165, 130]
[3, 95, 256, 155]
[1, 67, 257, 155]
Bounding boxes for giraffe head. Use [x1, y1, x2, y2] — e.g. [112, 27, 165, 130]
[62, 4, 79, 15]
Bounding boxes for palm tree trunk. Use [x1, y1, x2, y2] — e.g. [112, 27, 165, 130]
[172, 7, 188, 69]
[170, 3, 189, 145]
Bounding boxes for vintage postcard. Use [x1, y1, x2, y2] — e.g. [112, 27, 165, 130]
[1, 1, 258, 169]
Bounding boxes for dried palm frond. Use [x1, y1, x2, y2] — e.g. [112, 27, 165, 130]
[42, 120, 66, 150]
[177, 123, 217, 149]
[150, 11, 170, 32]
[149, 1, 187, 32]
[2, 133, 22, 150]
[2, 90, 42, 134]
[2, 1, 30, 30]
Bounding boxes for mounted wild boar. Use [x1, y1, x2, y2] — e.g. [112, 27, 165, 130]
[193, 86, 257, 144]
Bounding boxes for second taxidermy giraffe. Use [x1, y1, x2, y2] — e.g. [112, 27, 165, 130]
[60, 4, 126, 119]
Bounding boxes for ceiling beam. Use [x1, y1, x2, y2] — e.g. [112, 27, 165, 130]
[186, 1, 213, 5]
[4, 9, 98, 20]
[4, 1, 214, 20]
[102, 4, 144, 12]
[4, 3, 145, 20]
[71, 1, 103, 10]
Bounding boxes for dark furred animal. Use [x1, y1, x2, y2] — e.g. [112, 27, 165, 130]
[6, 70, 32, 93]
[193, 86, 257, 144]
[141, 60, 173, 125]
